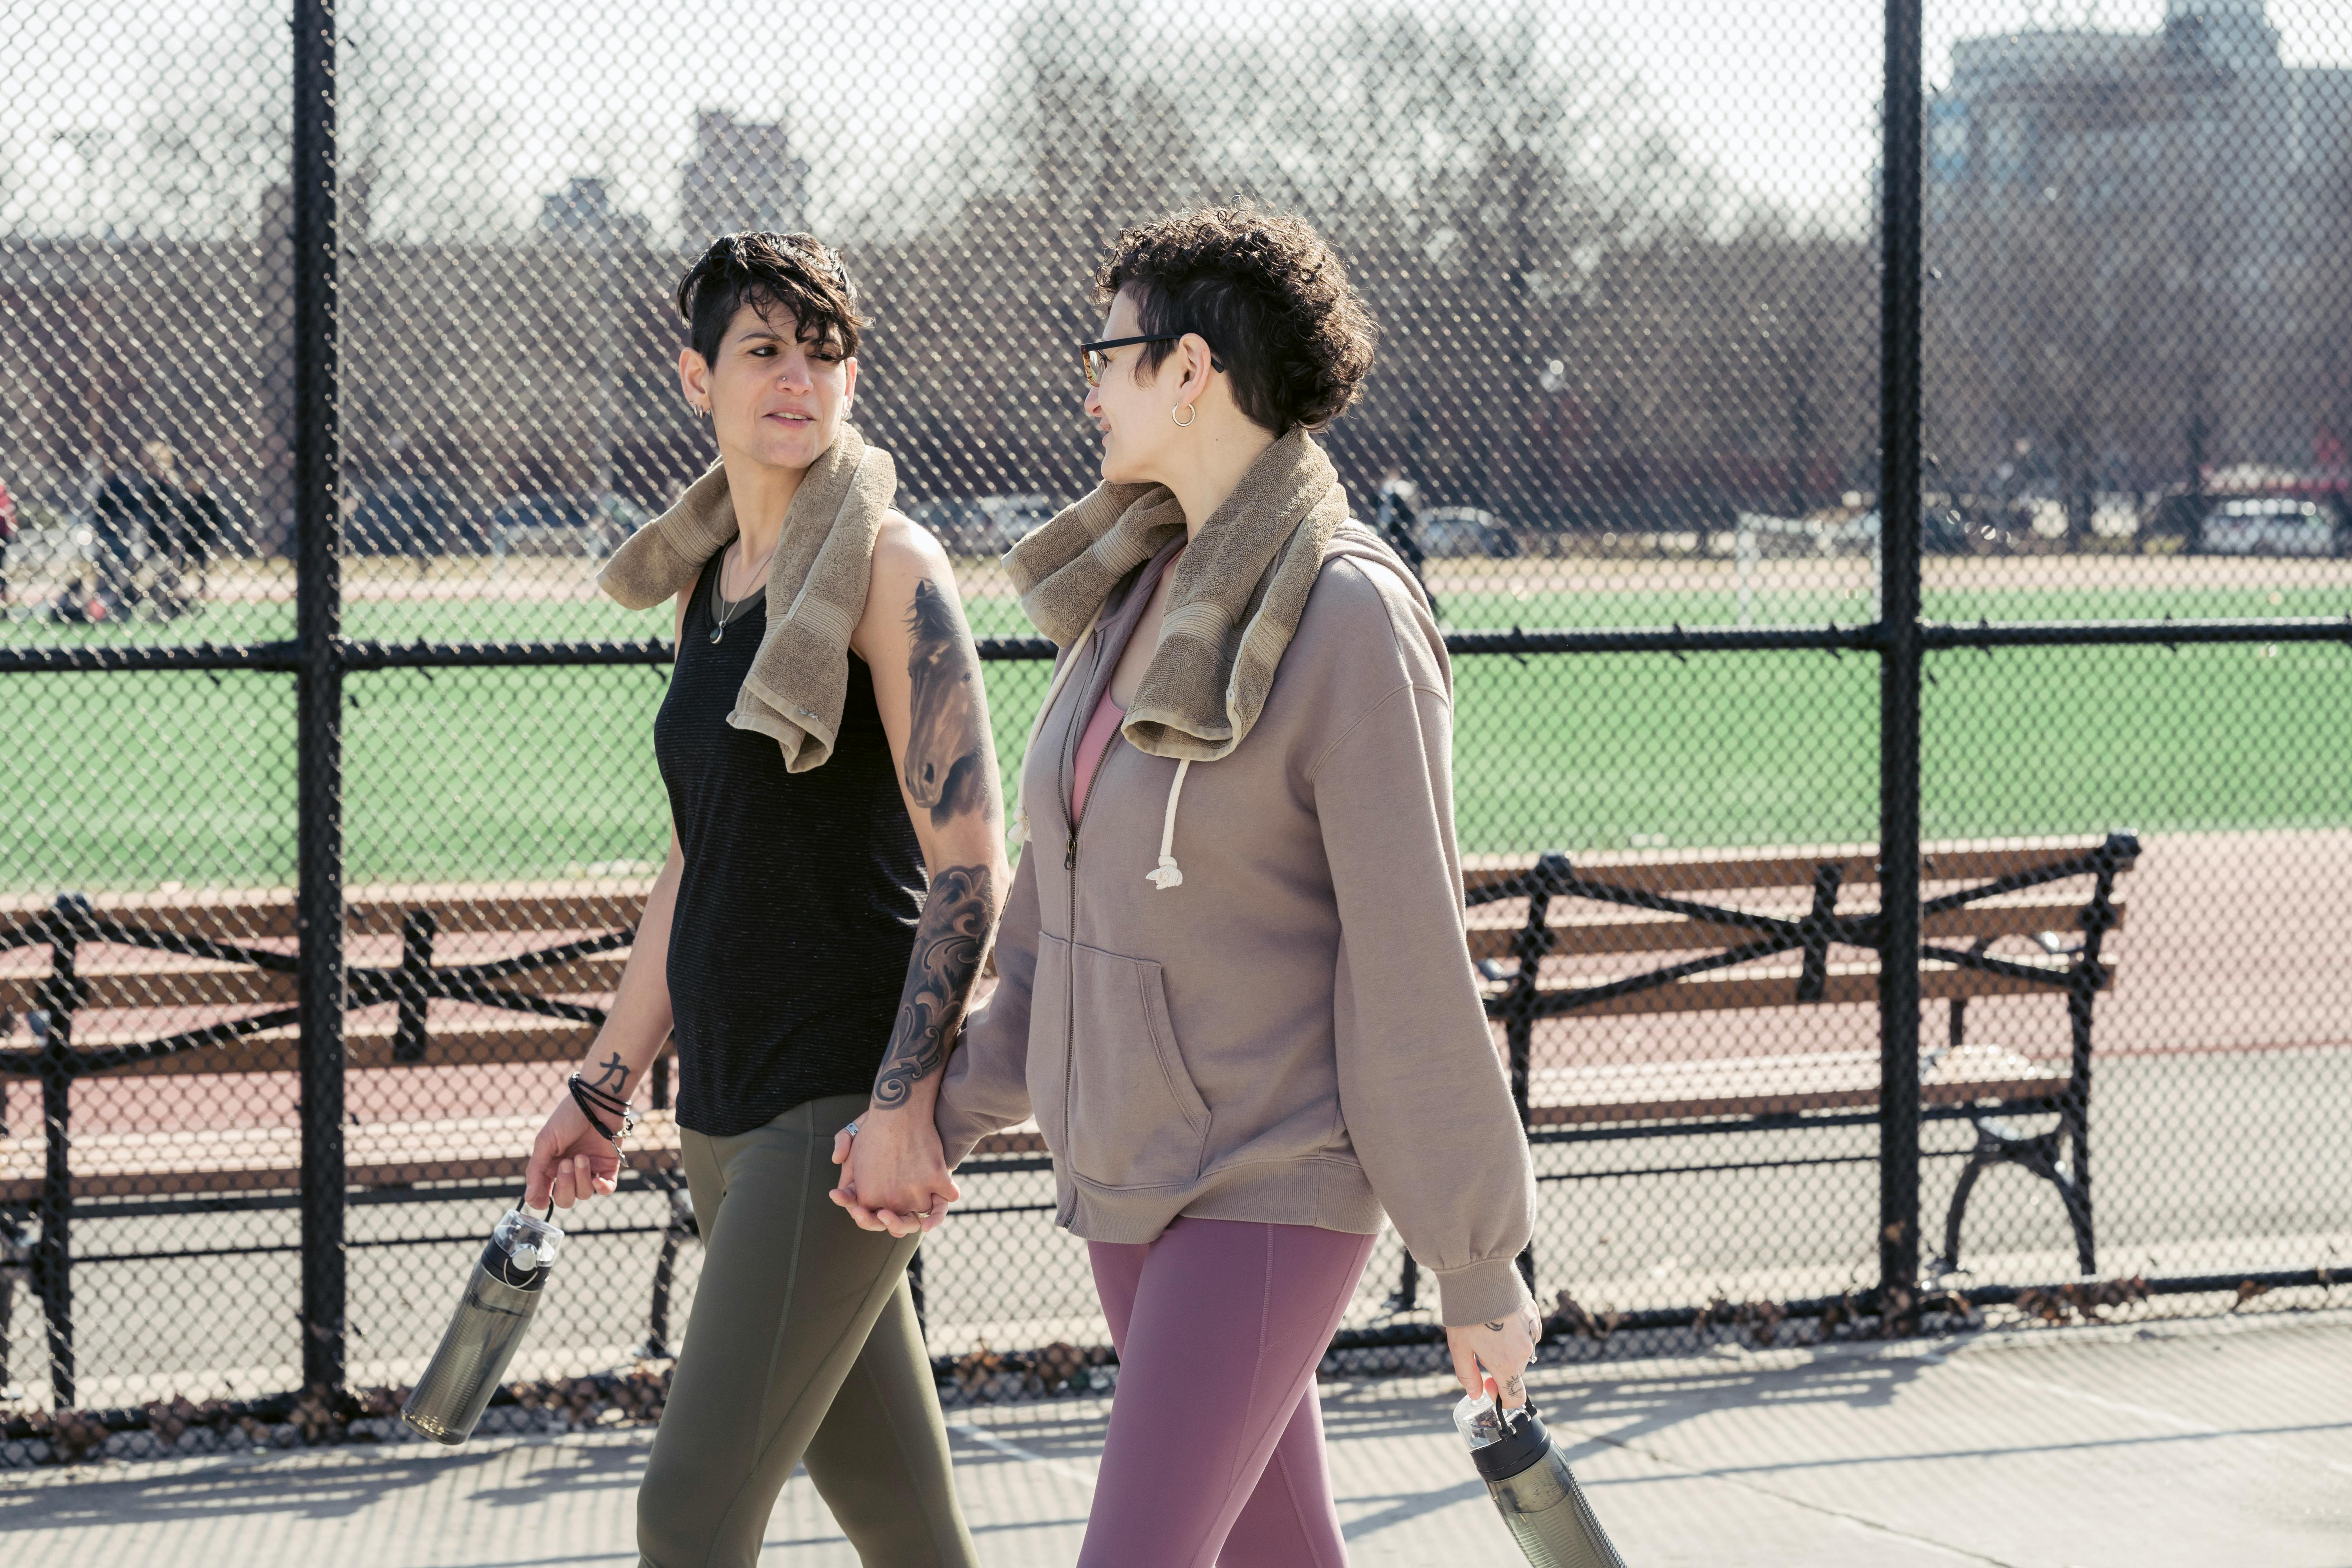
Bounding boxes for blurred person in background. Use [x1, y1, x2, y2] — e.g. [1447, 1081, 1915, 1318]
[520, 232, 991, 1568]
[843, 206, 1541, 1568]
[1373, 464, 1439, 615]
[74, 441, 221, 619]
[0, 475, 16, 607]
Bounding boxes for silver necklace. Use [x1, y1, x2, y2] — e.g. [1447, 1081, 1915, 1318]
[709, 544, 767, 644]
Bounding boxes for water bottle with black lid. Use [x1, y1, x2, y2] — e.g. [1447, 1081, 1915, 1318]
[1455, 1388, 1630, 1568]
[401, 1200, 570, 1444]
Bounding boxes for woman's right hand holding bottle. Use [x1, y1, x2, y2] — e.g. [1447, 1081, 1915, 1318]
[525, 1089, 622, 1210]
[1445, 1299, 1543, 1410]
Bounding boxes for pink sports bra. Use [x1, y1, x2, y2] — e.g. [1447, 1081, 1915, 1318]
[1070, 544, 1184, 824]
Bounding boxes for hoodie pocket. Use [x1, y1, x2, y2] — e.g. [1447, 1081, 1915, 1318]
[1062, 940, 1211, 1190]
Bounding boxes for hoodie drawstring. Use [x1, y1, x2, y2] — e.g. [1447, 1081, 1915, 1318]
[1010, 607, 1192, 892]
[1144, 759, 1189, 891]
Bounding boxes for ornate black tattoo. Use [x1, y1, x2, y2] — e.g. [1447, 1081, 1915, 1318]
[871, 862, 994, 1109]
[589, 1052, 629, 1093]
[902, 578, 995, 830]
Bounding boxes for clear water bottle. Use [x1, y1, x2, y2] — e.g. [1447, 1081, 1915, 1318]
[1455, 1391, 1629, 1568]
[401, 1203, 568, 1444]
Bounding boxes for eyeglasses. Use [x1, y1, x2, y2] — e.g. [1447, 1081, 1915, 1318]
[1077, 333, 1223, 387]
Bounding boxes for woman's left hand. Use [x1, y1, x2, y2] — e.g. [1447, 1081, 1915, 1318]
[1445, 1298, 1544, 1409]
[829, 1104, 960, 1238]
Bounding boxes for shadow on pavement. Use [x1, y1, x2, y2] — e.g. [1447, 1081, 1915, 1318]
[0, 1435, 645, 1533]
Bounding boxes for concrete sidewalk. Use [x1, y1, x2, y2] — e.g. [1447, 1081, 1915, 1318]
[5, 1311, 2349, 1567]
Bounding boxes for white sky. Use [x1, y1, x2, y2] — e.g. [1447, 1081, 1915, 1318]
[5, 0, 2348, 239]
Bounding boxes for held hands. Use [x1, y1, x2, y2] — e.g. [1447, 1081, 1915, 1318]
[1445, 1298, 1544, 1410]
[829, 1103, 960, 1238]
[524, 1092, 622, 1210]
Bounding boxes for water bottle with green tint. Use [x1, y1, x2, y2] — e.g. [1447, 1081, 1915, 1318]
[1455, 1390, 1630, 1568]
[401, 1201, 568, 1444]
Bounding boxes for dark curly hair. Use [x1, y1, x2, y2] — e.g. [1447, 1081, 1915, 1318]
[674, 231, 866, 368]
[1096, 206, 1376, 436]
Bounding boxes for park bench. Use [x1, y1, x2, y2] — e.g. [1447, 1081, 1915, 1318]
[0, 878, 1045, 1405]
[909, 833, 2140, 1331]
[0, 882, 683, 1404]
[1375, 832, 2136, 1313]
[878, 834, 2141, 1318]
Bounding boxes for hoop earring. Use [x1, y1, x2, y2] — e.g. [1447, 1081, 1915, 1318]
[1171, 404, 1196, 428]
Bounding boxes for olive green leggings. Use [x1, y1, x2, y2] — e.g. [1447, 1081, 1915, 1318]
[636, 1094, 978, 1568]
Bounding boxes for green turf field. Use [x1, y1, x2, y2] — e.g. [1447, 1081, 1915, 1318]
[5, 581, 2348, 892]
[10, 572, 2346, 646]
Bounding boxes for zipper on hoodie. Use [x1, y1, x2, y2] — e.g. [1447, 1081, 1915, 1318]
[1057, 634, 1120, 1181]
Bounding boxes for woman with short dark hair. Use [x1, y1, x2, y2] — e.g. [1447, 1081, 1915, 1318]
[524, 230, 988, 1568]
[842, 206, 1540, 1566]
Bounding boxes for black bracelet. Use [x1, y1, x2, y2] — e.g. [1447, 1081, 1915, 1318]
[568, 1073, 637, 1147]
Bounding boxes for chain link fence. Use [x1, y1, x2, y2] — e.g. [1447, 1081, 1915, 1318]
[3, 0, 2348, 1432]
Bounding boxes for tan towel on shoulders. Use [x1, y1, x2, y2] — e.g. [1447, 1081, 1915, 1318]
[597, 425, 895, 772]
[1005, 426, 1350, 762]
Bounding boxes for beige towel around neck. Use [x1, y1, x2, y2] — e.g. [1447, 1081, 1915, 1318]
[597, 424, 895, 772]
[1005, 427, 1352, 763]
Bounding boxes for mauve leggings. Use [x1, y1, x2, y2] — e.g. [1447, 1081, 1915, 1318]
[1082, 1217, 1377, 1568]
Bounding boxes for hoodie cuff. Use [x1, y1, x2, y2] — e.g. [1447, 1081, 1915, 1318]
[932, 1101, 987, 1172]
[1433, 1258, 1532, 1328]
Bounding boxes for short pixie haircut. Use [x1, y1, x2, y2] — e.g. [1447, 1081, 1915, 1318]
[1096, 206, 1376, 436]
[674, 231, 866, 368]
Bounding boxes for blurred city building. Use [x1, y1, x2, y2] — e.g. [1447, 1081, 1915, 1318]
[679, 111, 809, 247]
[1926, 0, 2352, 539]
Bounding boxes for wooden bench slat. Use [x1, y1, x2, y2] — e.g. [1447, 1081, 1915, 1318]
[1522, 1044, 2062, 1125]
[344, 887, 650, 936]
[1463, 896, 2126, 961]
[13, 1016, 605, 1078]
[0, 954, 630, 1013]
[953, 1045, 2066, 1157]
[0, 881, 651, 943]
[0, 1111, 682, 1203]
[1493, 956, 2112, 1018]
[2, 961, 290, 1013]
[1461, 835, 2133, 898]
[971, 1122, 1050, 1158]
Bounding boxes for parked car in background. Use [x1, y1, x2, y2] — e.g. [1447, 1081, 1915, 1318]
[348, 479, 471, 556]
[2194, 497, 2344, 557]
[911, 494, 1058, 557]
[486, 492, 650, 560]
[975, 494, 1058, 552]
[905, 498, 986, 553]
[1416, 505, 1520, 559]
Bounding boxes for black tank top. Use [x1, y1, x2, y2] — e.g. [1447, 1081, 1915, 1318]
[653, 562, 924, 1136]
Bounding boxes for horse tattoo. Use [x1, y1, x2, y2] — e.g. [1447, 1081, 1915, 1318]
[903, 578, 990, 828]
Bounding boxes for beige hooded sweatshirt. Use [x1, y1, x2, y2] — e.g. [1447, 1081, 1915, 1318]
[935, 518, 1537, 1328]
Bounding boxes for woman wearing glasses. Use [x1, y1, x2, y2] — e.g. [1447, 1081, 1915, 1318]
[836, 207, 1540, 1566]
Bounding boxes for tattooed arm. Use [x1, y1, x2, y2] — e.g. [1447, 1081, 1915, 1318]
[836, 516, 1010, 1235]
[871, 861, 995, 1110]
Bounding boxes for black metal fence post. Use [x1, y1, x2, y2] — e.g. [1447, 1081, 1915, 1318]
[393, 909, 437, 1063]
[291, 0, 347, 1394]
[33, 904, 80, 1408]
[1876, 0, 1927, 1304]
